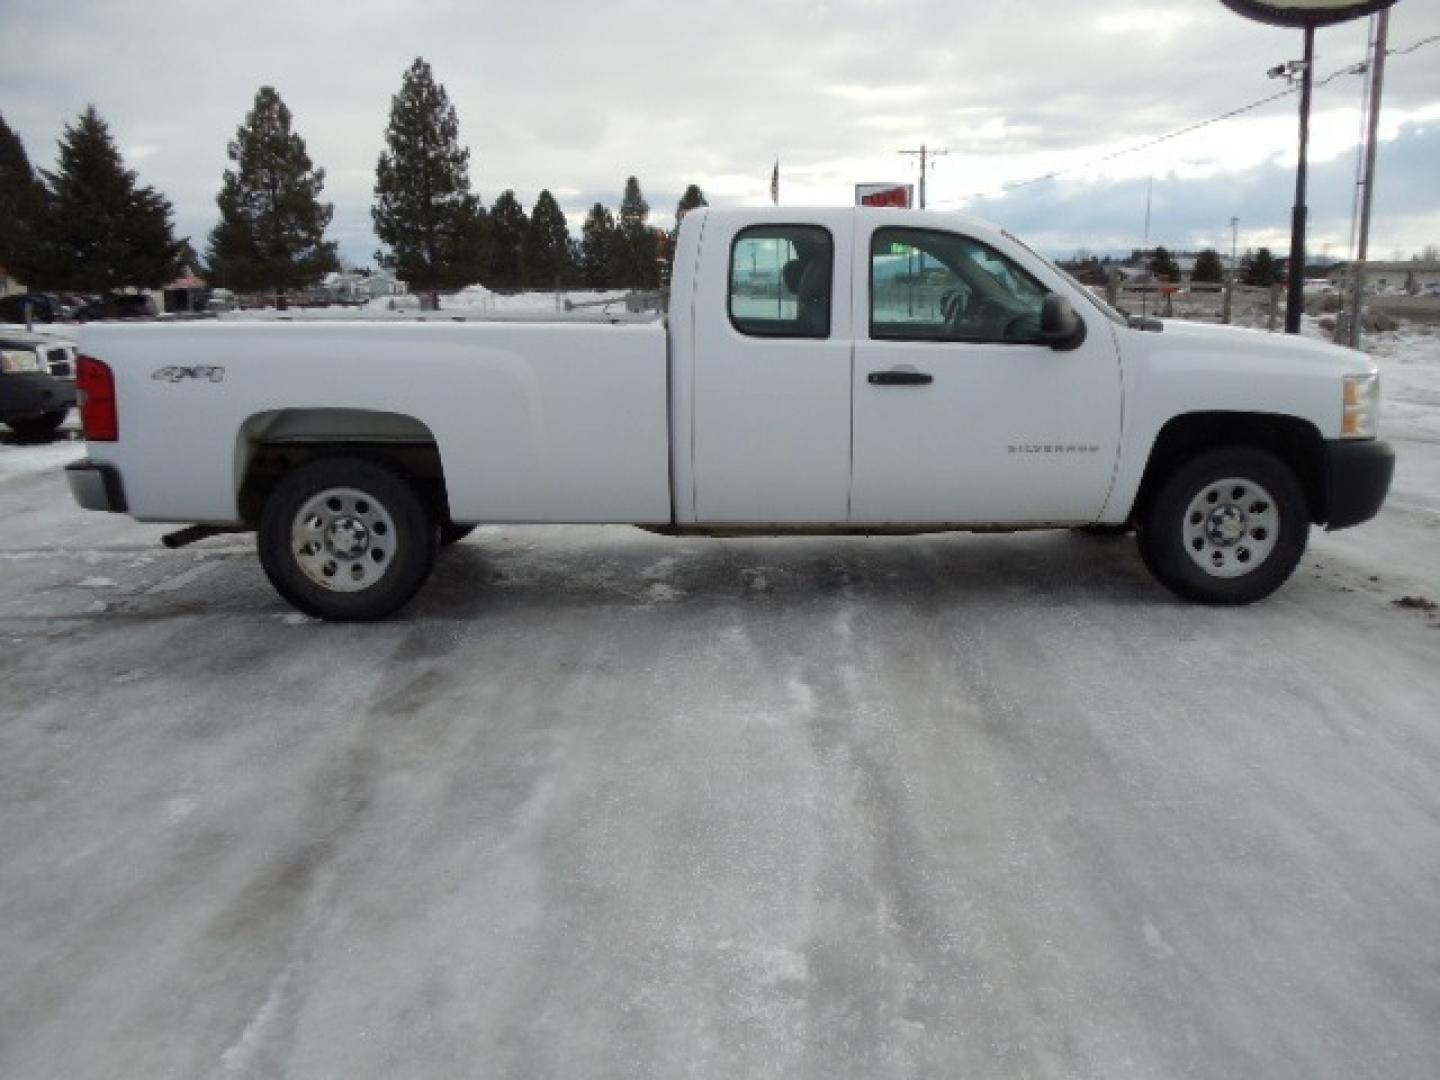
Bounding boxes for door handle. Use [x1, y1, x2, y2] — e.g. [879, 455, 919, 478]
[868, 370, 933, 386]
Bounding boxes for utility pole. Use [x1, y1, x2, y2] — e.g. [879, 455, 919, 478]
[1231, 217, 1240, 275]
[1348, 9, 1389, 349]
[1284, 26, 1316, 334]
[898, 144, 948, 209]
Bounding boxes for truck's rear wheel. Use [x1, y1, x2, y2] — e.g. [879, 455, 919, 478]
[1137, 447, 1308, 605]
[258, 457, 438, 620]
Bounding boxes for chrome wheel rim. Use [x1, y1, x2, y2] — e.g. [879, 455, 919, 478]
[1181, 477, 1279, 579]
[291, 487, 397, 593]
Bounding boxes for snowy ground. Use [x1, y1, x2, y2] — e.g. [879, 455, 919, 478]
[1, 328, 1439, 1078]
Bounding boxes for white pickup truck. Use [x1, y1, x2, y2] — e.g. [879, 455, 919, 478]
[65, 206, 1393, 620]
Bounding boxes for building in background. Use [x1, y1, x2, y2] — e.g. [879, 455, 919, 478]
[1326, 261, 1440, 295]
[0, 264, 25, 299]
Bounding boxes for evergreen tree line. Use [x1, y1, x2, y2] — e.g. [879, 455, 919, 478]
[1060, 245, 1285, 288]
[0, 57, 709, 298]
[367, 59, 708, 297]
[0, 107, 186, 292]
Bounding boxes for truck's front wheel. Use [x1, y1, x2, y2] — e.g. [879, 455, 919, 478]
[258, 457, 438, 621]
[1138, 447, 1309, 605]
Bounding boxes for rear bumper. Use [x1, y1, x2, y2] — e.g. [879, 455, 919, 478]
[65, 460, 128, 513]
[0, 372, 76, 421]
[1323, 439, 1394, 531]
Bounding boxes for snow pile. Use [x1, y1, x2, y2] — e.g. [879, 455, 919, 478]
[446, 285, 497, 310]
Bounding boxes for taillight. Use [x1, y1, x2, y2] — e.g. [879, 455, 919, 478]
[76, 355, 118, 441]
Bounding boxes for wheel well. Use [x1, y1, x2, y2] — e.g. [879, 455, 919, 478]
[235, 409, 451, 527]
[1131, 412, 1326, 524]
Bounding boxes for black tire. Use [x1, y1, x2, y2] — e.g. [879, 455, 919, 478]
[439, 522, 476, 547]
[1138, 446, 1309, 605]
[6, 410, 68, 442]
[258, 456, 438, 621]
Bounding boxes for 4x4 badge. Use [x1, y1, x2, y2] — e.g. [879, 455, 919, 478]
[152, 365, 225, 383]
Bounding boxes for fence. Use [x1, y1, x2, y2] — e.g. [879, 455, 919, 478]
[1103, 273, 1287, 331]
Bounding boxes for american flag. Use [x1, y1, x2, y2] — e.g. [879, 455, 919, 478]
[770, 159, 779, 206]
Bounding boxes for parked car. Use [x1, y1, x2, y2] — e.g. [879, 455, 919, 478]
[64, 206, 1393, 619]
[0, 292, 67, 325]
[205, 288, 239, 313]
[1, 328, 77, 440]
[74, 293, 157, 321]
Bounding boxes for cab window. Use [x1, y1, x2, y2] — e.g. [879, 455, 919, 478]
[729, 225, 833, 338]
[870, 227, 1049, 344]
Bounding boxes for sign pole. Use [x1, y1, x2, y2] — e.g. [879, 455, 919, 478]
[1284, 24, 1315, 334]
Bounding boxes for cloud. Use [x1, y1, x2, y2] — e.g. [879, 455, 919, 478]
[964, 120, 1440, 259]
[0, 0, 1436, 265]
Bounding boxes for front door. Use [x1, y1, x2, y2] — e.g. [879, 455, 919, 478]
[849, 224, 1122, 524]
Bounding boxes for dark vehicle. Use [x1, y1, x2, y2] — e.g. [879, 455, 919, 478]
[1, 329, 77, 440]
[75, 293, 157, 321]
[0, 292, 66, 324]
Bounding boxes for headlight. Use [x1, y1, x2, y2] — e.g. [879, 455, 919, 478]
[1342, 373, 1379, 439]
[0, 348, 43, 374]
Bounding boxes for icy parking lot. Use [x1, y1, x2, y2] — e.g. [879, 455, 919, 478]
[2, 334, 1440, 1078]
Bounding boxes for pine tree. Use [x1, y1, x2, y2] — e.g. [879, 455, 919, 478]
[522, 190, 573, 288]
[580, 202, 617, 288]
[1192, 249, 1225, 284]
[44, 106, 184, 291]
[661, 184, 709, 288]
[674, 183, 707, 226]
[617, 176, 658, 288]
[0, 112, 53, 286]
[372, 58, 486, 303]
[206, 86, 338, 296]
[485, 190, 528, 290]
[1148, 246, 1180, 283]
[1241, 247, 1281, 287]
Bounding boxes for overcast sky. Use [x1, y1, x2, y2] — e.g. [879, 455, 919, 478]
[2, 0, 1437, 265]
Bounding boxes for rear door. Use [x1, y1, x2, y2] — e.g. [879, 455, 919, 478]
[849, 223, 1122, 524]
[689, 214, 854, 523]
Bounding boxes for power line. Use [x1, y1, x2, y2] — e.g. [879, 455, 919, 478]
[1387, 32, 1440, 56]
[934, 34, 1439, 206]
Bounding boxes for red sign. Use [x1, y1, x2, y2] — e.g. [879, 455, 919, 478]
[855, 184, 913, 208]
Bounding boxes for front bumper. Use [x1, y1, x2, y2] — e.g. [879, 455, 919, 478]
[1324, 439, 1394, 531]
[65, 460, 128, 513]
[0, 371, 76, 421]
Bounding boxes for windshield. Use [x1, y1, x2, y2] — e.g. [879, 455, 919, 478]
[1002, 230, 1129, 327]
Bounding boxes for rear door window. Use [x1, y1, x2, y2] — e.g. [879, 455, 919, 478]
[729, 225, 834, 338]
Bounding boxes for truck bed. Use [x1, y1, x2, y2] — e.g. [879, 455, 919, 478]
[78, 320, 674, 525]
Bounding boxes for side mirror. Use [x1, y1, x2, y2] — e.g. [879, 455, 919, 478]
[1041, 294, 1087, 351]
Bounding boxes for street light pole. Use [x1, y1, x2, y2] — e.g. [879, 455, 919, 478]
[1284, 25, 1316, 334]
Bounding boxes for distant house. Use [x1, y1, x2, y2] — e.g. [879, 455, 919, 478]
[0, 264, 24, 299]
[1326, 261, 1440, 294]
[160, 272, 208, 314]
[317, 270, 407, 303]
